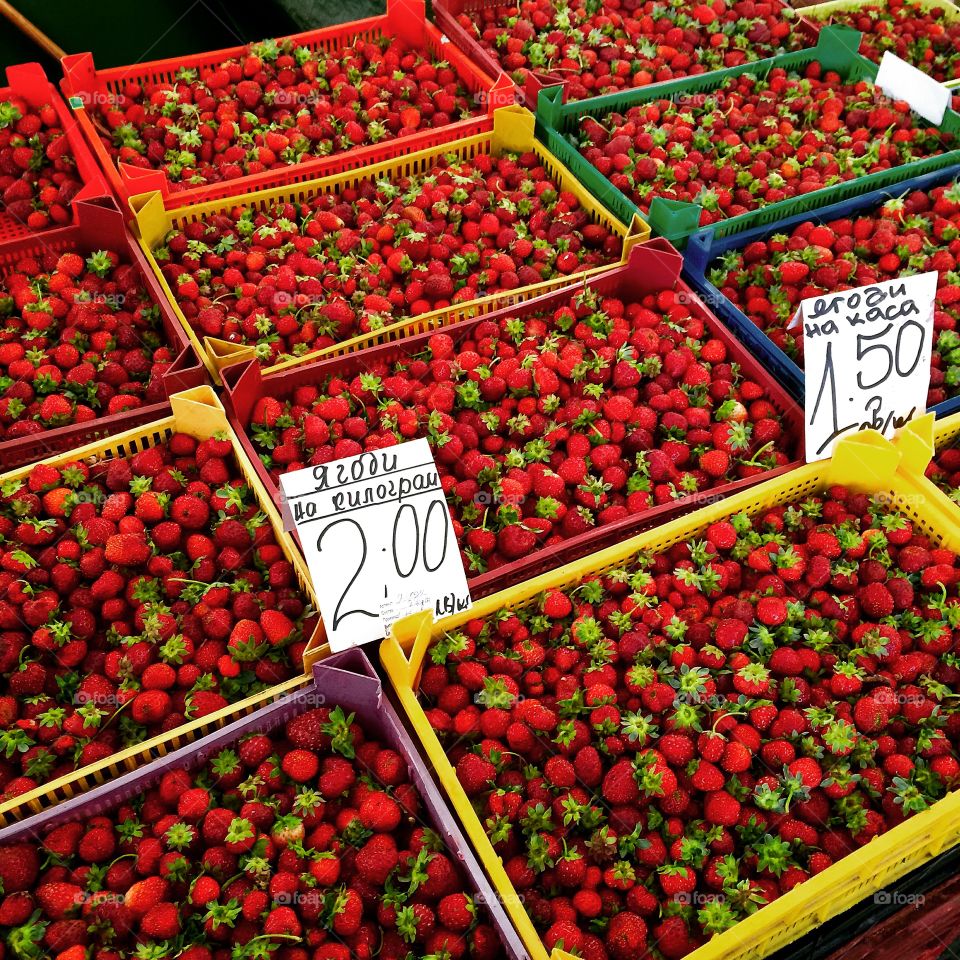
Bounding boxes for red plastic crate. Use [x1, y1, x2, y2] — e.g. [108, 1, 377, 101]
[433, 0, 819, 107]
[59, 0, 515, 214]
[221, 240, 806, 599]
[0, 196, 207, 469]
[0, 62, 108, 242]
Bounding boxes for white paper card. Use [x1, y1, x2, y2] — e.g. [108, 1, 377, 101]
[875, 52, 950, 126]
[279, 438, 472, 652]
[803, 272, 938, 462]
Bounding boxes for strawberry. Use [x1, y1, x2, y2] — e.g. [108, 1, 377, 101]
[858, 582, 895, 619]
[543, 590, 573, 619]
[452, 0, 803, 102]
[246, 285, 793, 587]
[92, 37, 479, 192]
[0, 246, 177, 438]
[824, 0, 960, 82]
[140, 902, 181, 939]
[853, 697, 890, 735]
[0, 844, 39, 892]
[0, 435, 316, 791]
[579, 70, 951, 230]
[420, 487, 960, 953]
[0, 96, 83, 231]
[710, 175, 960, 407]
[158, 152, 621, 366]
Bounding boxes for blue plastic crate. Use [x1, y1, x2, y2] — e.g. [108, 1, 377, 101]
[683, 163, 960, 420]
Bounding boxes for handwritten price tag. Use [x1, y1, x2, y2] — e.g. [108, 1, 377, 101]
[279, 439, 472, 652]
[803, 273, 937, 462]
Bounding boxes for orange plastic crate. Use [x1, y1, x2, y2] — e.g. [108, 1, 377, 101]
[59, 0, 514, 213]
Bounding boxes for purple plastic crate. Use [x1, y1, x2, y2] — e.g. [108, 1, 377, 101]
[0, 648, 527, 960]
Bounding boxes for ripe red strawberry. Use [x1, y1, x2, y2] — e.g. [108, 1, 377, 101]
[37, 882, 84, 919]
[280, 748, 319, 783]
[420, 486, 960, 954]
[853, 696, 890, 734]
[606, 911, 648, 959]
[710, 175, 960, 407]
[0, 96, 83, 231]
[580, 70, 950, 231]
[543, 590, 573, 619]
[858, 582, 895, 619]
[0, 435, 315, 790]
[140, 902, 181, 939]
[354, 834, 399, 885]
[453, 0, 803, 102]
[247, 286, 793, 587]
[0, 844, 39, 892]
[158, 151, 622, 366]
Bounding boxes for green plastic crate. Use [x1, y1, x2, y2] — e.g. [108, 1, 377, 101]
[535, 26, 960, 247]
[801, 0, 960, 87]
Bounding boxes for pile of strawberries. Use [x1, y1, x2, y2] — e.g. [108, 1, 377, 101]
[449, 0, 802, 101]
[0, 97, 84, 231]
[154, 150, 622, 365]
[94, 35, 480, 191]
[248, 285, 793, 576]
[0, 705, 508, 960]
[706, 179, 960, 407]
[820, 0, 960, 83]
[0, 434, 316, 797]
[927, 441, 960, 502]
[0, 248, 181, 440]
[578, 66, 954, 229]
[422, 488, 960, 958]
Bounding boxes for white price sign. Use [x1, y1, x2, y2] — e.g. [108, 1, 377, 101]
[875, 52, 950, 126]
[803, 272, 937, 462]
[279, 439, 472, 651]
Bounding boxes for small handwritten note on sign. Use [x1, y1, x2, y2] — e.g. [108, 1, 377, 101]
[279, 439, 472, 652]
[803, 272, 937, 462]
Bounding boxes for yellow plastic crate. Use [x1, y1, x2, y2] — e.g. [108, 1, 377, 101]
[934, 409, 960, 449]
[131, 105, 649, 384]
[381, 424, 960, 960]
[0, 386, 330, 826]
[799, 0, 960, 85]
[888, 410, 960, 515]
